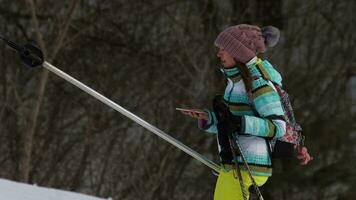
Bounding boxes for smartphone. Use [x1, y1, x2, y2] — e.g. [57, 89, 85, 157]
[175, 108, 206, 114]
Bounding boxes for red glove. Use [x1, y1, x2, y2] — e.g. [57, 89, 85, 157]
[296, 146, 313, 165]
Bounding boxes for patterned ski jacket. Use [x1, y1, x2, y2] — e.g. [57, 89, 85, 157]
[200, 57, 286, 177]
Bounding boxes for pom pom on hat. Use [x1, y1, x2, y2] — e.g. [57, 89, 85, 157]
[261, 26, 280, 48]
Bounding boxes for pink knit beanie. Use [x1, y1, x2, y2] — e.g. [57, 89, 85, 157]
[214, 24, 280, 63]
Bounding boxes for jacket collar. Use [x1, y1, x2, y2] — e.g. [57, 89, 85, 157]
[220, 56, 258, 78]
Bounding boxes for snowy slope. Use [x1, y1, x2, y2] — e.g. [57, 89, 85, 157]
[0, 178, 107, 200]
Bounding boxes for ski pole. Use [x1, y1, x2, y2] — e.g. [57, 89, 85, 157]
[228, 136, 248, 200]
[0, 36, 221, 173]
[212, 95, 264, 200]
[231, 134, 264, 200]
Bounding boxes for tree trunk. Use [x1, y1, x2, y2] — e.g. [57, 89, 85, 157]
[18, 0, 80, 183]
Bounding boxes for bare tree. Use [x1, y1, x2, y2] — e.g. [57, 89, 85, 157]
[0, 0, 355, 199]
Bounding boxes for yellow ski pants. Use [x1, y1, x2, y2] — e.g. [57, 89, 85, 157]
[214, 165, 268, 200]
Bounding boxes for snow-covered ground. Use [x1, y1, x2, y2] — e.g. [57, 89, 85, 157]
[0, 178, 107, 200]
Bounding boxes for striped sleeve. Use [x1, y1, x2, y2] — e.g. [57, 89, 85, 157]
[241, 78, 286, 138]
[198, 110, 218, 135]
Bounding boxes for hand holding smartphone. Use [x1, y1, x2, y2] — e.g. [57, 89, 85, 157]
[176, 107, 208, 120]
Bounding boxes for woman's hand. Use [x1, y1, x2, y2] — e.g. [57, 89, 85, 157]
[297, 146, 313, 165]
[177, 108, 208, 120]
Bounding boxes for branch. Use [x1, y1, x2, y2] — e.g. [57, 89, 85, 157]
[49, 0, 81, 61]
[26, 0, 47, 54]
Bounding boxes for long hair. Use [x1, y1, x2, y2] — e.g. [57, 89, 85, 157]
[234, 60, 253, 94]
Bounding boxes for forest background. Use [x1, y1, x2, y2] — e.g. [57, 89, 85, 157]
[0, 0, 355, 199]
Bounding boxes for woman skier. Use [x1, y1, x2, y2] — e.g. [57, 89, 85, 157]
[180, 24, 310, 200]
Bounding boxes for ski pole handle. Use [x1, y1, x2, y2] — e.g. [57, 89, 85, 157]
[18, 43, 44, 67]
[0, 36, 44, 67]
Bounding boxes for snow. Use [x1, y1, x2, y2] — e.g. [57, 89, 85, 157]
[0, 178, 106, 200]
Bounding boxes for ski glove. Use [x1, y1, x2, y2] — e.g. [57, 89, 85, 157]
[216, 115, 242, 136]
[213, 95, 242, 164]
[213, 95, 242, 136]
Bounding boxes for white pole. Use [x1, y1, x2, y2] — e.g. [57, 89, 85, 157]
[42, 61, 220, 173]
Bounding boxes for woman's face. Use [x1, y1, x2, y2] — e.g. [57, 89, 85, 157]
[217, 48, 236, 68]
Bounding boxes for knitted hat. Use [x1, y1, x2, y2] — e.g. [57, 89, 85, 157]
[214, 24, 280, 63]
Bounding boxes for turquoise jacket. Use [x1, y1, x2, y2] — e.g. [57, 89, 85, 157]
[201, 57, 286, 177]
